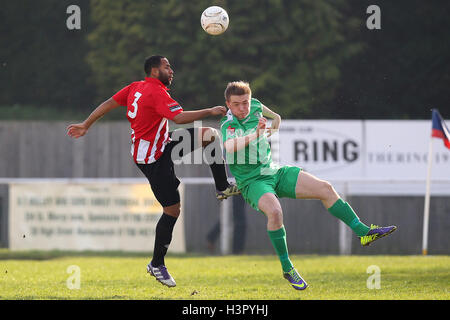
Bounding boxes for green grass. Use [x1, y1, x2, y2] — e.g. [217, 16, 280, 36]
[0, 250, 449, 300]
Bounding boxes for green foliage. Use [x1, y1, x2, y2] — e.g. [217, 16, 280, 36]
[0, 0, 94, 116]
[87, 0, 363, 118]
[336, 0, 450, 119]
[1, 1, 449, 119]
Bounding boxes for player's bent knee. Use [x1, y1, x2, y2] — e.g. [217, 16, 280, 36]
[321, 180, 337, 199]
[266, 208, 283, 225]
[163, 203, 181, 218]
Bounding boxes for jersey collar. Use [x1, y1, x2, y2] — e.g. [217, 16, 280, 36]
[145, 77, 169, 91]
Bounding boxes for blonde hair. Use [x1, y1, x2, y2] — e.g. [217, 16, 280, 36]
[224, 81, 252, 101]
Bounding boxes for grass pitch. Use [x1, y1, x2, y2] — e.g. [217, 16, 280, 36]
[0, 250, 448, 300]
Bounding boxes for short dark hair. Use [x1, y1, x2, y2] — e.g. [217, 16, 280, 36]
[144, 55, 165, 75]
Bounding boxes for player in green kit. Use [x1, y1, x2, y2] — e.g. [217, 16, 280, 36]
[220, 81, 397, 290]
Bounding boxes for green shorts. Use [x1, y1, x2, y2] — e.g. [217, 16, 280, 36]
[240, 165, 302, 213]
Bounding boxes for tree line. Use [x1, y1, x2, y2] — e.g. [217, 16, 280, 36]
[0, 0, 449, 120]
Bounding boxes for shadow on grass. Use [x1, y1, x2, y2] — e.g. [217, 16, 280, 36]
[1, 296, 144, 300]
[2, 297, 188, 301]
[0, 249, 207, 261]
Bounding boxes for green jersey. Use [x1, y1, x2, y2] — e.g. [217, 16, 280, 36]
[220, 98, 279, 189]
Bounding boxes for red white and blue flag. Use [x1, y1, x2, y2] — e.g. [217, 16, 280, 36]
[431, 109, 450, 149]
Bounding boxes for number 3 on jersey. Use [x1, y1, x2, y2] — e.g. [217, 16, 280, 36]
[128, 92, 142, 119]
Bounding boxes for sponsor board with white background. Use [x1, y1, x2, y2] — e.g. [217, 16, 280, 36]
[275, 120, 450, 180]
[8, 181, 186, 252]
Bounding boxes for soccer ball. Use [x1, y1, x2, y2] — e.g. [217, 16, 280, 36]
[200, 6, 229, 35]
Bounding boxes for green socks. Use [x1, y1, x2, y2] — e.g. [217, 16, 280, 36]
[267, 200, 368, 273]
[267, 226, 293, 273]
[328, 199, 370, 237]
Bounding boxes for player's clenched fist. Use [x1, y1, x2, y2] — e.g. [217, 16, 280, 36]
[256, 117, 267, 137]
[66, 123, 88, 138]
[209, 106, 227, 117]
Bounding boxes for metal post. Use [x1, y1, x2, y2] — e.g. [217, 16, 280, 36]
[220, 197, 233, 255]
[422, 138, 433, 255]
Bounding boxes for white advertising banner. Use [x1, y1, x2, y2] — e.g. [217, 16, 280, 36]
[9, 182, 186, 252]
[276, 120, 450, 181]
[364, 121, 450, 180]
[276, 120, 363, 178]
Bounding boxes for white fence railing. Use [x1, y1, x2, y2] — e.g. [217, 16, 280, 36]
[1, 178, 449, 255]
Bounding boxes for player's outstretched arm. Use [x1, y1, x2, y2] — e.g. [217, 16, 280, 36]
[224, 117, 267, 153]
[67, 97, 120, 138]
[262, 104, 281, 137]
[172, 106, 226, 124]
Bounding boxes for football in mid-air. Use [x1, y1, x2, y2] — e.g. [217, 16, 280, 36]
[200, 6, 229, 35]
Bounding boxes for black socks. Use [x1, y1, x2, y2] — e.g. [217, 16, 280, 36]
[208, 146, 229, 192]
[151, 213, 178, 267]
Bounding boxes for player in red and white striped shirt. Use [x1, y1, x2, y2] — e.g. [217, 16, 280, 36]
[67, 55, 239, 287]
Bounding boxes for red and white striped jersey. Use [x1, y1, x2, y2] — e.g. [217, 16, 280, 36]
[112, 77, 183, 164]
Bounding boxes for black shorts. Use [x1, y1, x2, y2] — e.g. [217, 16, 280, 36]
[136, 128, 197, 207]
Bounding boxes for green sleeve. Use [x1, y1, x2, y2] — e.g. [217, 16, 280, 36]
[251, 98, 263, 114]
